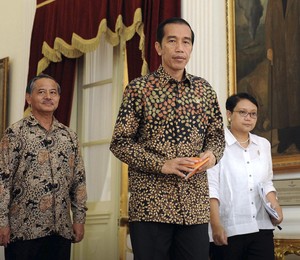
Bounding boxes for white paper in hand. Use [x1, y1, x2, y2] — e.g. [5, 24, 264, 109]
[258, 183, 279, 220]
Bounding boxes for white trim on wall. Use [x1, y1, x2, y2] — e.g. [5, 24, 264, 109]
[182, 0, 227, 118]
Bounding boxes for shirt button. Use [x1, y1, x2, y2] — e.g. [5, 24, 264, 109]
[253, 216, 255, 218]
[247, 161, 250, 164]
[250, 188, 253, 191]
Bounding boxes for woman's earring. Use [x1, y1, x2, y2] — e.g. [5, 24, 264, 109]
[228, 118, 232, 126]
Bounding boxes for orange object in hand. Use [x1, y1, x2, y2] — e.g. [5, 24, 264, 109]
[184, 157, 210, 179]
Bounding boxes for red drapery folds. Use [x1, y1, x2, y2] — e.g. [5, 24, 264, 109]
[127, 1, 181, 80]
[27, 0, 180, 126]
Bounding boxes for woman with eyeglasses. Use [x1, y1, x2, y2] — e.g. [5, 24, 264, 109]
[207, 92, 283, 260]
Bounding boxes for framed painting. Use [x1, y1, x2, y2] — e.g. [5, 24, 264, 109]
[226, 0, 300, 172]
[0, 57, 9, 139]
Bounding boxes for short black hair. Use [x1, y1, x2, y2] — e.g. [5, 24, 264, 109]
[156, 17, 194, 45]
[26, 73, 61, 94]
[226, 92, 258, 112]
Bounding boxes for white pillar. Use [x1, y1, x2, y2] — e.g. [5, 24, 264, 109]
[182, 0, 227, 117]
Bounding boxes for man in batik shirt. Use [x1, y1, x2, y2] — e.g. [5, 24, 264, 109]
[110, 17, 225, 260]
[0, 74, 87, 260]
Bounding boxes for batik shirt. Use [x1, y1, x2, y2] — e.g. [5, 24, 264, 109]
[110, 65, 225, 225]
[0, 115, 87, 242]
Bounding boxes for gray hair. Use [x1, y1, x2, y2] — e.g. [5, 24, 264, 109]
[26, 74, 61, 94]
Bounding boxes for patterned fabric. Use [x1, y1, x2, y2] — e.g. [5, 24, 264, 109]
[110, 65, 225, 225]
[0, 115, 87, 242]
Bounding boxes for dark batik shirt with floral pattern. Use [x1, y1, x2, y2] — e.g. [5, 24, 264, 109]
[110, 65, 225, 225]
[0, 115, 87, 242]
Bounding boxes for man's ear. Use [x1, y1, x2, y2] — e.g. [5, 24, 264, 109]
[25, 93, 31, 105]
[155, 41, 162, 56]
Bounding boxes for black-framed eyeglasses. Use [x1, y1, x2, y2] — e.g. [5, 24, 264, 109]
[233, 110, 258, 119]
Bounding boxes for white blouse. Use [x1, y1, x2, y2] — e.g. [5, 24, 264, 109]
[207, 127, 276, 240]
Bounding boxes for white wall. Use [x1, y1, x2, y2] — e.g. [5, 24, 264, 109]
[0, 0, 35, 126]
[0, 1, 35, 258]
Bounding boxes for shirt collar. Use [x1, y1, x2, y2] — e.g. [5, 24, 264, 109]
[155, 65, 192, 86]
[25, 114, 63, 130]
[225, 127, 259, 146]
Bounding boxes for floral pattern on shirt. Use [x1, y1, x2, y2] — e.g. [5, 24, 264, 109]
[0, 115, 87, 242]
[110, 66, 225, 225]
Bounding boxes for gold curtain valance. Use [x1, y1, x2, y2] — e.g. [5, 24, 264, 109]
[38, 8, 147, 75]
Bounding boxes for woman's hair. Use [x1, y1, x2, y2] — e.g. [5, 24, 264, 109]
[226, 92, 258, 112]
[156, 17, 194, 45]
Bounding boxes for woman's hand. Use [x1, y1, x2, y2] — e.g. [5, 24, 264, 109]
[212, 223, 228, 246]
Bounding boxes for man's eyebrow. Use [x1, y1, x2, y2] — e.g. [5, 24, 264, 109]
[183, 36, 192, 41]
[36, 87, 57, 90]
[166, 35, 192, 41]
[166, 35, 176, 39]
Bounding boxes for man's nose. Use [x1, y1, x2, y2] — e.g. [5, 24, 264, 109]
[175, 42, 184, 52]
[44, 91, 52, 98]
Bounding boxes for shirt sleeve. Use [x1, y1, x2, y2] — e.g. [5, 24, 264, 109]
[70, 133, 88, 224]
[0, 130, 17, 227]
[262, 139, 276, 195]
[202, 88, 225, 163]
[110, 83, 165, 174]
[207, 163, 220, 200]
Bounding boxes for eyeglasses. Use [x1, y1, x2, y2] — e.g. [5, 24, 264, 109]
[233, 110, 257, 119]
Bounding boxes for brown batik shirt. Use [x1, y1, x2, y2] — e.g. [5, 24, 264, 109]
[110, 65, 225, 225]
[0, 115, 87, 242]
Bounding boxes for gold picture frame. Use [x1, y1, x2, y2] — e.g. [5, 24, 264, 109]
[0, 57, 9, 139]
[226, 0, 300, 172]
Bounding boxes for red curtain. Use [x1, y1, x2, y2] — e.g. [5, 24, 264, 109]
[27, 0, 180, 126]
[126, 1, 181, 80]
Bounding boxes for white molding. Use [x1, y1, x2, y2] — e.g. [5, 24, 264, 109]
[182, 0, 227, 118]
[86, 212, 111, 225]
